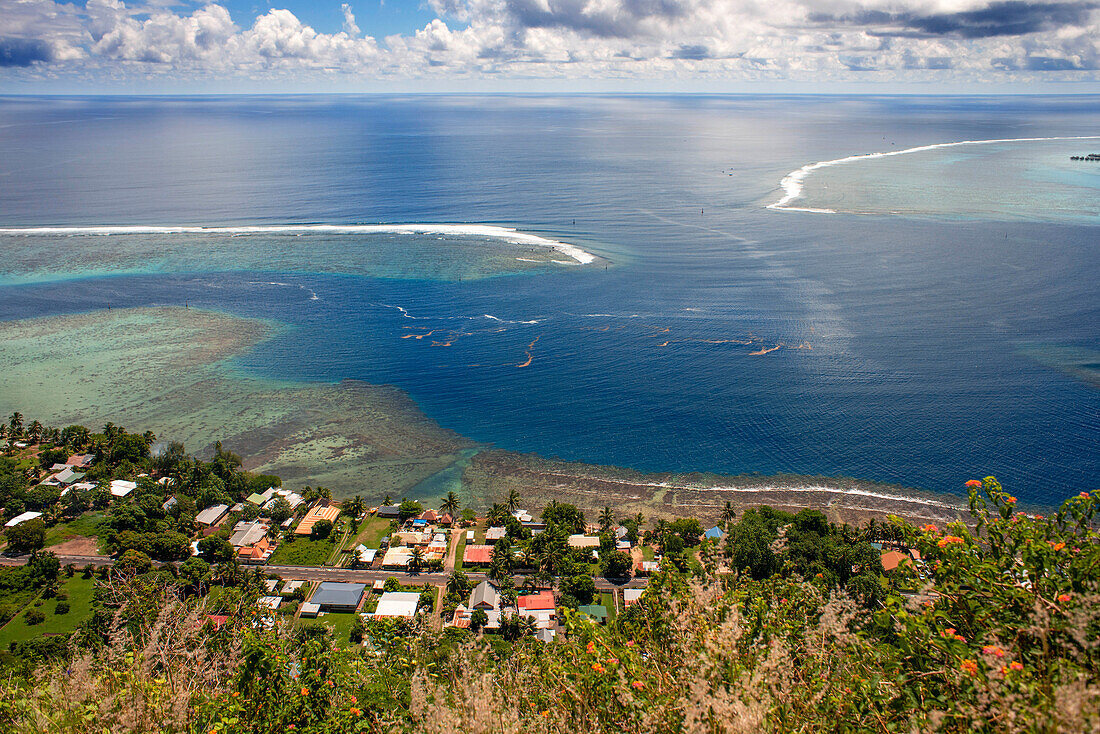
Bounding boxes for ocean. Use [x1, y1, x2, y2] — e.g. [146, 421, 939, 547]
[0, 94, 1097, 507]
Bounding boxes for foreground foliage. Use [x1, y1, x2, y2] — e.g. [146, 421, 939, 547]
[0, 477, 1097, 733]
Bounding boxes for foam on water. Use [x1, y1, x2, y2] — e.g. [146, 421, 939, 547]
[0, 223, 598, 265]
[768, 135, 1100, 213]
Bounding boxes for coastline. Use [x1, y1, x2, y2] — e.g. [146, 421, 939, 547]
[0, 305, 1000, 525]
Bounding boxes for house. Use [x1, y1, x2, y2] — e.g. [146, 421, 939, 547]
[295, 505, 340, 536]
[512, 510, 533, 523]
[238, 535, 274, 563]
[381, 546, 412, 569]
[370, 591, 421, 619]
[281, 580, 306, 597]
[623, 588, 644, 606]
[206, 614, 229, 630]
[438, 512, 453, 526]
[463, 544, 493, 566]
[469, 581, 500, 611]
[229, 520, 269, 548]
[577, 604, 609, 624]
[395, 531, 431, 547]
[517, 591, 555, 613]
[635, 561, 660, 576]
[465, 530, 475, 542]
[420, 509, 438, 523]
[354, 545, 377, 565]
[264, 579, 280, 594]
[66, 454, 94, 468]
[299, 603, 320, 618]
[246, 488, 276, 506]
[615, 539, 632, 552]
[880, 550, 912, 573]
[264, 488, 305, 511]
[567, 534, 600, 548]
[162, 496, 178, 512]
[450, 605, 472, 628]
[109, 479, 138, 498]
[376, 504, 402, 519]
[4, 511, 43, 528]
[309, 582, 366, 612]
[704, 526, 726, 541]
[195, 504, 229, 527]
[536, 629, 556, 643]
[258, 596, 282, 611]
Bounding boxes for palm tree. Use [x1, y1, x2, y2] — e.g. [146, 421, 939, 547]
[441, 491, 460, 517]
[27, 421, 43, 443]
[409, 546, 424, 574]
[344, 495, 365, 519]
[506, 489, 521, 514]
[383, 494, 392, 506]
[487, 503, 508, 527]
[9, 412, 23, 436]
[0, 425, 7, 440]
[599, 506, 615, 533]
[446, 570, 470, 597]
[722, 501, 736, 529]
[518, 616, 537, 637]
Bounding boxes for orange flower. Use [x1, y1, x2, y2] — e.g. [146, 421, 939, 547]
[1051, 542, 1066, 551]
[349, 696, 357, 704]
[349, 707, 361, 716]
[592, 662, 605, 673]
[1005, 496, 1017, 504]
[231, 691, 240, 698]
[943, 628, 956, 636]
[1057, 593, 1072, 603]
[937, 535, 964, 548]
[626, 640, 635, 647]
[608, 658, 619, 665]
[631, 680, 646, 690]
[960, 659, 978, 676]
[1009, 661, 1024, 671]
[982, 645, 1005, 658]
[300, 687, 309, 696]
[965, 480, 982, 488]
[327, 680, 335, 687]
[586, 641, 596, 654]
[541, 710, 550, 718]
[954, 634, 966, 642]
[1080, 492, 1090, 499]
[921, 524, 938, 533]
[1034, 515, 1043, 520]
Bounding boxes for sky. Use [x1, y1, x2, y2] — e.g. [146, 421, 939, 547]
[1, 0, 1099, 92]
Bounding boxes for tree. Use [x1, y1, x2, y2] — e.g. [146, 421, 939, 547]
[27, 550, 60, 585]
[383, 577, 403, 592]
[599, 506, 615, 533]
[27, 421, 43, 444]
[542, 502, 586, 535]
[267, 497, 293, 525]
[486, 503, 508, 527]
[398, 499, 423, 522]
[560, 573, 595, 605]
[6, 518, 46, 554]
[602, 551, 633, 579]
[179, 557, 211, 594]
[722, 501, 737, 529]
[506, 489, 521, 514]
[115, 549, 154, 576]
[310, 519, 334, 541]
[440, 491, 460, 517]
[198, 535, 235, 564]
[343, 495, 365, 519]
[9, 412, 23, 436]
[446, 570, 471, 597]
[409, 546, 425, 574]
[470, 608, 488, 632]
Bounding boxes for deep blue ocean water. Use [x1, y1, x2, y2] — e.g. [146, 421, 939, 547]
[0, 95, 1097, 507]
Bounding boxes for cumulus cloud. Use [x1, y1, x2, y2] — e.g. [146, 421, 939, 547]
[0, 0, 1096, 82]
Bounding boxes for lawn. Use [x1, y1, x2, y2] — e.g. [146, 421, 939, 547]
[301, 611, 360, 647]
[0, 575, 97, 648]
[599, 592, 617, 621]
[640, 546, 656, 561]
[351, 517, 393, 550]
[455, 532, 467, 571]
[269, 537, 337, 566]
[45, 512, 107, 550]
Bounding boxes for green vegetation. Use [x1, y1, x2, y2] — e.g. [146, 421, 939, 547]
[352, 517, 393, 550]
[268, 536, 337, 567]
[0, 576, 96, 649]
[44, 512, 107, 549]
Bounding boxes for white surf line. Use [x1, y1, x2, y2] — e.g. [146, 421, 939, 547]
[528, 470, 961, 511]
[768, 135, 1100, 213]
[0, 223, 598, 265]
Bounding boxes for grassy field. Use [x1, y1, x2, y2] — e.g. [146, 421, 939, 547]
[454, 531, 467, 571]
[599, 592, 617, 621]
[301, 611, 360, 647]
[351, 517, 393, 549]
[45, 512, 107, 549]
[0, 575, 97, 648]
[640, 546, 655, 561]
[269, 537, 337, 566]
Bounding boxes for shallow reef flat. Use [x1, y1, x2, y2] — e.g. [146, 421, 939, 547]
[464, 450, 972, 526]
[0, 307, 471, 497]
[0, 227, 599, 286]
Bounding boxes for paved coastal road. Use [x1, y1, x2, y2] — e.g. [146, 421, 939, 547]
[2, 554, 648, 590]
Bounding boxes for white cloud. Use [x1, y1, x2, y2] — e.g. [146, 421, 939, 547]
[0, 0, 1097, 82]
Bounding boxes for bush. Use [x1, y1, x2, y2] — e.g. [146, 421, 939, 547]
[24, 608, 44, 625]
[54, 601, 70, 615]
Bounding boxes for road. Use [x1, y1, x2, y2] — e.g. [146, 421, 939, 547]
[2, 554, 648, 590]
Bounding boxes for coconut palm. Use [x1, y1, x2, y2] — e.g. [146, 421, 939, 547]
[487, 503, 508, 527]
[9, 412, 23, 436]
[27, 421, 43, 443]
[446, 570, 470, 597]
[722, 501, 736, 529]
[598, 506, 615, 533]
[440, 491, 460, 517]
[506, 489, 521, 514]
[409, 546, 425, 574]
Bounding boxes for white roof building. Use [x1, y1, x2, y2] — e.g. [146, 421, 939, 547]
[5, 511, 43, 528]
[110, 480, 138, 498]
[370, 592, 421, 619]
[196, 504, 229, 526]
[568, 534, 601, 548]
[258, 596, 282, 611]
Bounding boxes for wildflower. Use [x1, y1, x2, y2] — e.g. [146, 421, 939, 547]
[937, 535, 964, 548]
[231, 691, 240, 698]
[943, 628, 956, 637]
[300, 687, 309, 696]
[921, 524, 938, 533]
[1009, 662, 1024, 671]
[1057, 593, 1072, 603]
[626, 640, 635, 647]
[814, 572, 824, 579]
[327, 680, 335, 687]
[608, 658, 619, 665]
[960, 659, 978, 676]
[1080, 492, 1090, 498]
[592, 662, 605, 673]
[982, 645, 1005, 658]
[349, 696, 357, 704]
[1051, 542, 1065, 551]
[1005, 496, 1017, 504]
[955, 634, 966, 642]
[1034, 515, 1043, 520]
[349, 708, 361, 717]
[631, 680, 646, 690]
[965, 480, 982, 488]
[586, 641, 595, 654]
[541, 711, 550, 718]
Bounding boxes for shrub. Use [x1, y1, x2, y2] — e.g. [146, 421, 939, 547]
[54, 601, 70, 615]
[24, 608, 44, 625]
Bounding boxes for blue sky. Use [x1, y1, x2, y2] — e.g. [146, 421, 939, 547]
[1, 0, 1099, 92]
